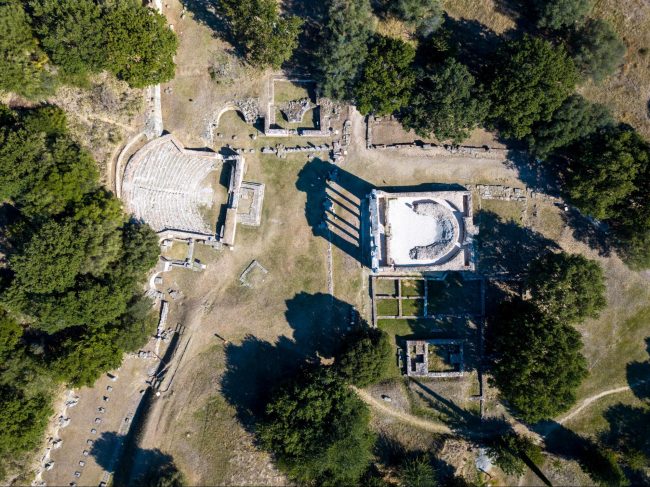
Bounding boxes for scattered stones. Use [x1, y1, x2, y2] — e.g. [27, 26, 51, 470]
[280, 98, 312, 123]
[234, 97, 260, 124]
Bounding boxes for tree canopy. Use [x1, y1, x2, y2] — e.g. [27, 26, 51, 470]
[526, 252, 606, 323]
[487, 432, 543, 476]
[258, 366, 375, 485]
[563, 125, 649, 220]
[29, 0, 106, 80]
[488, 300, 587, 422]
[316, 0, 374, 101]
[0, 104, 159, 475]
[401, 58, 489, 143]
[489, 35, 578, 139]
[218, 0, 303, 69]
[335, 327, 393, 387]
[528, 94, 613, 159]
[0, 386, 51, 460]
[398, 456, 438, 487]
[0, 1, 53, 98]
[391, 0, 443, 37]
[570, 18, 625, 82]
[355, 35, 416, 116]
[0, 0, 177, 95]
[104, 0, 178, 88]
[534, 0, 592, 30]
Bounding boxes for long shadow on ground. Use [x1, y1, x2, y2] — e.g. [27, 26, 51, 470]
[476, 210, 559, 277]
[90, 431, 176, 487]
[220, 292, 365, 430]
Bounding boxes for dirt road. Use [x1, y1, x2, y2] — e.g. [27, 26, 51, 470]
[352, 387, 453, 434]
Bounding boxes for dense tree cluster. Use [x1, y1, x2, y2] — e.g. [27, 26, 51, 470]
[526, 252, 606, 323]
[487, 252, 606, 422]
[334, 327, 393, 387]
[534, 0, 592, 30]
[527, 94, 613, 159]
[402, 58, 489, 143]
[0, 0, 177, 97]
[489, 36, 578, 139]
[355, 35, 416, 116]
[316, 0, 374, 101]
[217, 0, 303, 69]
[0, 105, 158, 475]
[487, 432, 543, 476]
[259, 365, 375, 486]
[256, 327, 392, 485]
[488, 299, 588, 422]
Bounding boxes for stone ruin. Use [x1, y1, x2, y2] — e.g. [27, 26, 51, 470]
[408, 202, 458, 261]
[280, 98, 313, 123]
[234, 97, 260, 125]
[121, 134, 264, 250]
[369, 189, 477, 273]
[404, 339, 465, 378]
[264, 77, 341, 137]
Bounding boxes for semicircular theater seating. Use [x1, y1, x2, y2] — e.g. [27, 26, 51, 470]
[121, 135, 222, 236]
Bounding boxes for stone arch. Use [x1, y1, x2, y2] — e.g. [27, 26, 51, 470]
[214, 104, 248, 129]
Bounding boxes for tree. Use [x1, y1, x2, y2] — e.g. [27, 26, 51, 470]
[488, 300, 587, 422]
[355, 35, 416, 116]
[399, 456, 437, 487]
[139, 461, 187, 487]
[489, 36, 578, 139]
[0, 1, 54, 98]
[535, 0, 592, 30]
[528, 94, 613, 159]
[401, 58, 489, 143]
[316, 0, 374, 101]
[8, 190, 124, 296]
[46, 325, 125, 386]
[603, 404, 650, 483]
[391, 0, 443, 37]
[487, 432, 543, 476]
[29, 0, 106, 80]
[564, 125, 649, 220]
[527, 252, 606, 323]
[258, 366, 375, 485]
[335, 327, 393, 387]
[218, 0, 303, 69]
[0, 309, 21, 360]
[104, 0, 178, 88]
[0, 105, 98, 217]
[0, 386, 51, 458]
[570, 19, 625, 82]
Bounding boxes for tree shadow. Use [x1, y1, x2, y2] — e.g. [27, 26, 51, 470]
[373, 436, 471, 485]
[537, 422, 626, 486]
[626, 337, 650, 400]
[560, 207, 613, 257]
[220, 292, 365, 429]
[181, 0, 239, 51]
[441, 16, 507, 79]
[600, 403, 650, 484]
[503, 150, 562, 195]
[476, 210, 559, 277]
[90, 431, 175, 486]
[492, 0, 537, 31]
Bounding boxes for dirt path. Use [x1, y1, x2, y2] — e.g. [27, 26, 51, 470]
[352, 387, 453, 434]
[557, 380, 647, 426]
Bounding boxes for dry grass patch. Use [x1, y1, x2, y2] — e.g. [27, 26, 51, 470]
[581, 0, 650, 138]
[440, 0, 517, 34]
